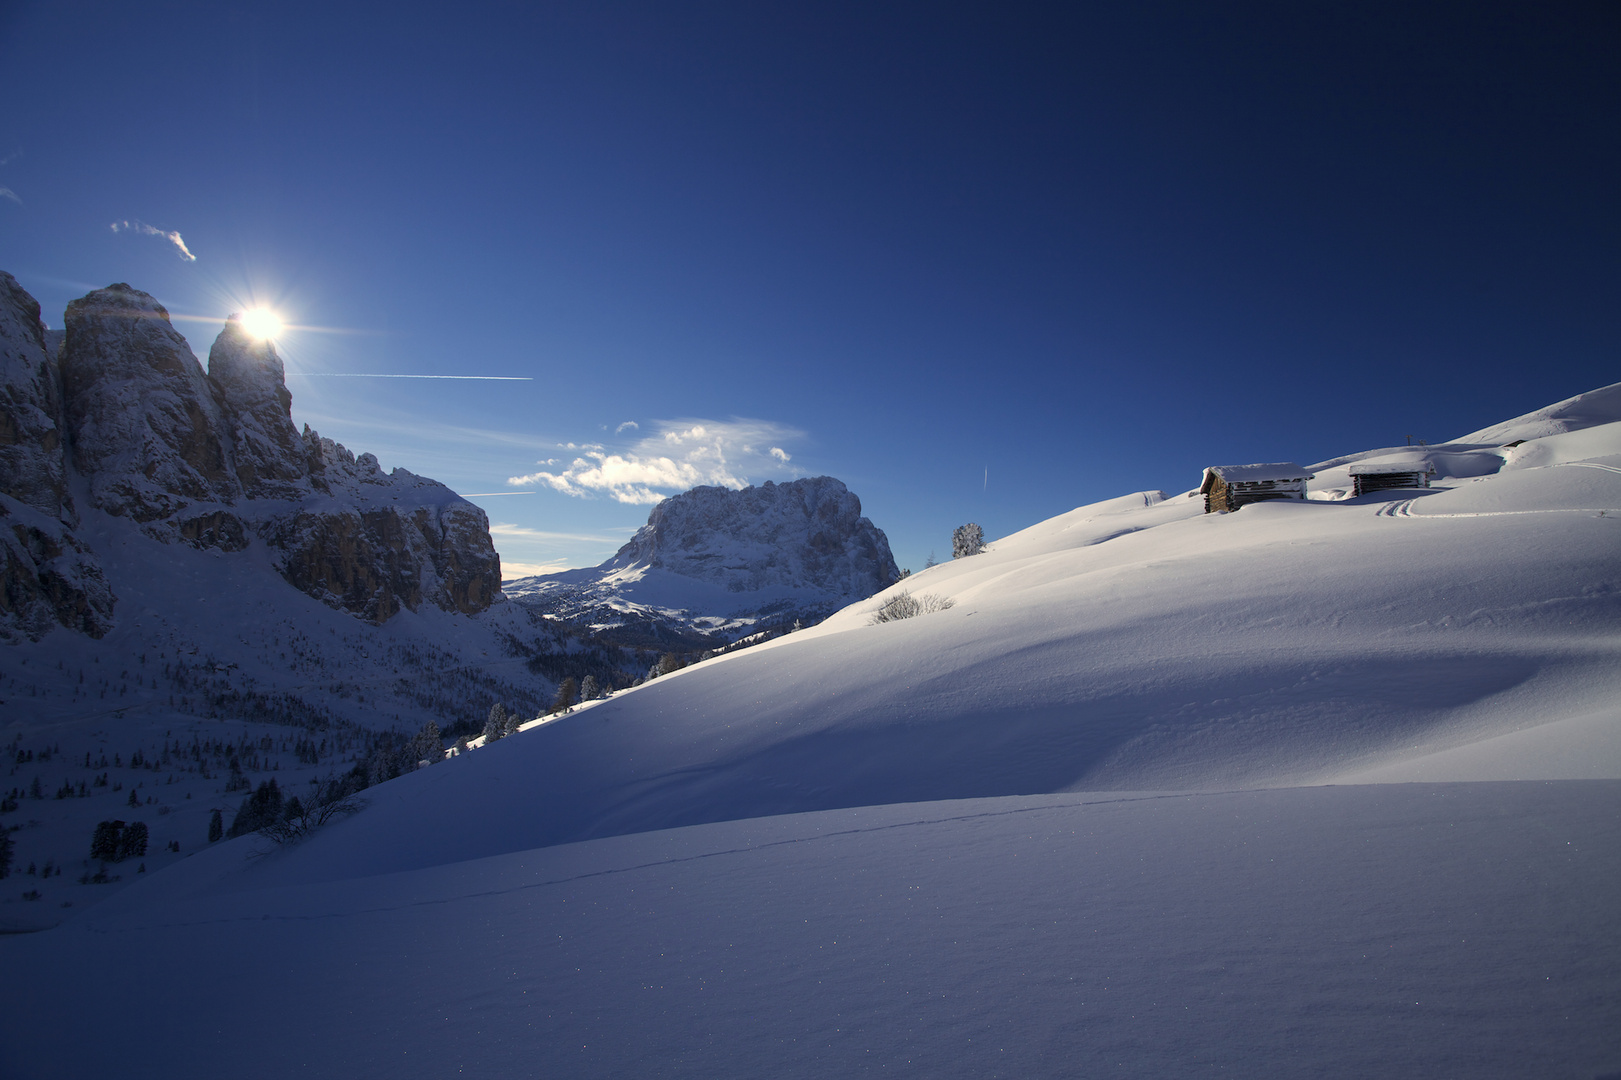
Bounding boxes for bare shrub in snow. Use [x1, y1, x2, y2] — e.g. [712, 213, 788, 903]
[257, 775, 364, 845]
[870, 591, 955, 624]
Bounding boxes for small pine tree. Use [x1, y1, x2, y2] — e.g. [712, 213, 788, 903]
[0, 824, 13, 879]
[227, 779, 283, 838]
[952, 523, 985, 559]
[208, 808, 223, 843]
[409, 721, 443, 766]
[552, 677, 579, 715]
[579, 675, 600, 702]
[650, 653, 686, 679]
[483, 703, 508, 743]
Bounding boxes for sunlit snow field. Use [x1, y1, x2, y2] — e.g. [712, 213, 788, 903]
[3, 385, 1619, 1078]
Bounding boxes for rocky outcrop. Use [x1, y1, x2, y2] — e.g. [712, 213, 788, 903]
[207, 316, 310, 500]
[261, 434, 503, 620]
[0, 502, 116, 640]
[509, 477, 899, 645]
[0, 273, 72, 521]
[609, 477, 900, 597]
[0, 273, 115, 640]
[0, 275, 503, 635]
[57, 284, 240, 524]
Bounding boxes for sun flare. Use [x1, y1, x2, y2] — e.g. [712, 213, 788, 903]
[239, 308, 284, 340]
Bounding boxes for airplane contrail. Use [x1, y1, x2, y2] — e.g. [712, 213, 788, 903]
[299, 373, 533, 380]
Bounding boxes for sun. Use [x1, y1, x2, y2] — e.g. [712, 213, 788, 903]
[238, 308, 284, 340]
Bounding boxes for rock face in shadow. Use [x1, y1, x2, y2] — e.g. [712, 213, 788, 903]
[0, 275, 501, 639]
[1, 273, 115, 639]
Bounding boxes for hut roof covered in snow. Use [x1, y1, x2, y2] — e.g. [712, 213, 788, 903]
[1199, 463, 1314, 490]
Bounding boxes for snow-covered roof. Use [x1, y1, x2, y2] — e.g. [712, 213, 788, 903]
[1199, 462, 1314, 491]
[1348, 460, 1435, 476]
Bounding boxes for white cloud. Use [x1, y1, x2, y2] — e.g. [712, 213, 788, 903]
[0, 187, 20, 206]
[615, 420, 639, 435]
[488, 523, 623, 544]
[499, 560, 575, 580]
[111, 219, 196, 261]
[509, 418, 805, 504]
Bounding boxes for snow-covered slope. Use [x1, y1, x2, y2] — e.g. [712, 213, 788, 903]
[2, 382, 1618, 1078]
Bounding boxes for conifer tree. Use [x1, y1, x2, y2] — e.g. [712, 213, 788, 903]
[483, 703, 509, 743]
[208, 809, 223, 843]
[552, 677, 580, 714]
[579, 675, 600, 702]
[0, 825, 13, 878]
[410, 721, 443, 765]
[227, 779, 283, 838]
[90, 820, 124, 862]
[118, 821, 148, 861]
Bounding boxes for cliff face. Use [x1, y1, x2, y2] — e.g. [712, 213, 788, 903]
[609, 477, 900, 598]
[0, 276, 501, 640]
[507, 476, 900, 646]
[0, 273, 116, 639]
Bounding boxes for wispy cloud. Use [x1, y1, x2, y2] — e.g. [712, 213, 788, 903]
[509, 418, 805, 504]
[500, 560, 576, 580]
[111, 220, 196, 261]
[489, 523, 624, 544]
[615, 420, 639, 435]
[0, 187, 20, 206]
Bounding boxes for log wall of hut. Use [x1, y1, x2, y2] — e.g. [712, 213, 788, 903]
[1351, 471, 1431, 497]
[1205, 477, 1308, 513]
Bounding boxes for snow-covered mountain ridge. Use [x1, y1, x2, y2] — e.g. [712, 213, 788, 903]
[2, 273, 501, 636]
[505, 475, 900, 643]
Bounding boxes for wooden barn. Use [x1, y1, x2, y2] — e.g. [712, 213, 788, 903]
[1349, 461, 1434, 497]
[1199, 463, 1314, 513]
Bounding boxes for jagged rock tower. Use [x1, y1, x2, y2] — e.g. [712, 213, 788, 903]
[0, 274, 502, 639]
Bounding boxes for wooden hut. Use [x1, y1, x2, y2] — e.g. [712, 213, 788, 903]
[1349, 461, 1434, 497]
[1199, 463, 1314, 514]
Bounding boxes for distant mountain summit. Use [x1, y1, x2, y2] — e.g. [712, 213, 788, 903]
[507, 476, 900, 645]
[0, 274, 501, 638]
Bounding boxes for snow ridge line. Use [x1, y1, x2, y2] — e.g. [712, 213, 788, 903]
[81, 789, 1252, 936]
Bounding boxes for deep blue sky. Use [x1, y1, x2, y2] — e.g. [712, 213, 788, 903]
[3, 2, 1616, 575]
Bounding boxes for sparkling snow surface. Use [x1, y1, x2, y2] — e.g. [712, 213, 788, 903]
[3, 385, 1619, 1078]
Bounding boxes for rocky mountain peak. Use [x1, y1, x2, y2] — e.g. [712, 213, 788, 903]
[0, 274, 502, 638]
[58, 282, 239, 521]
[612, 476, 900, 598]
[507, 476, 899, 646]
[207, 316, 308, 499]
[0, 271, 71, 520]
